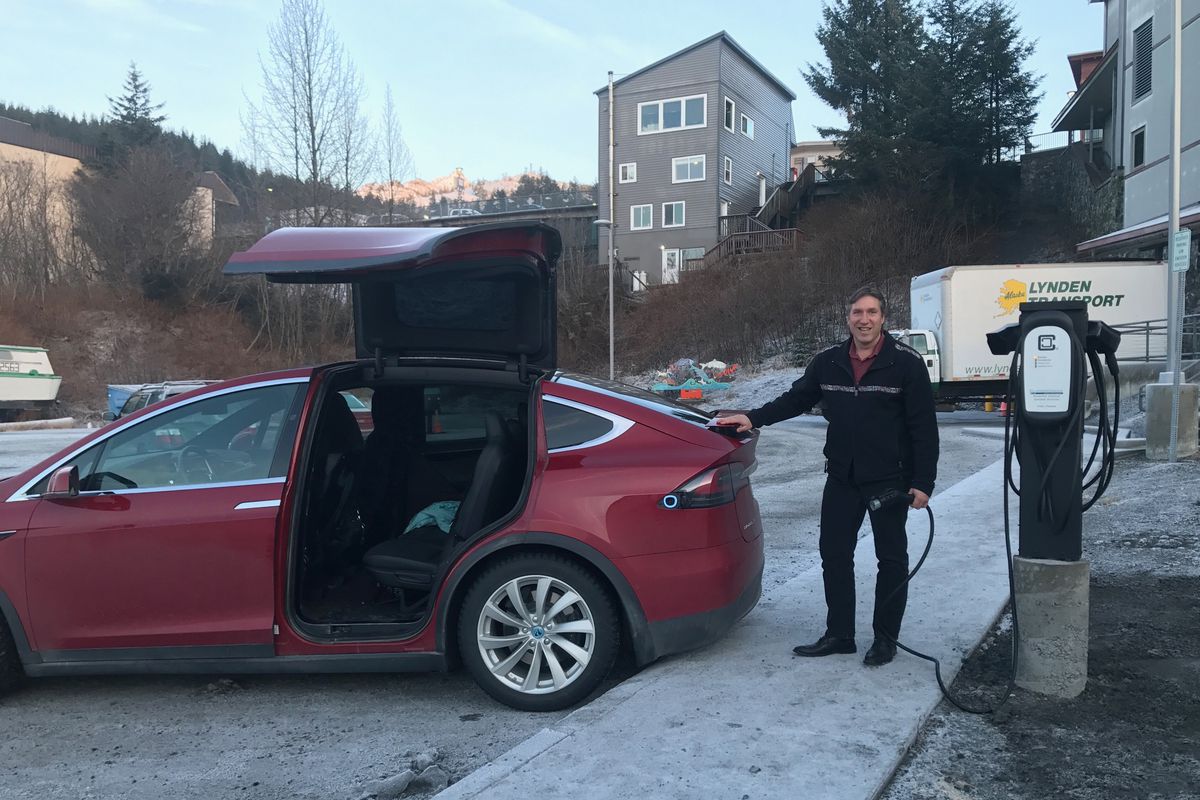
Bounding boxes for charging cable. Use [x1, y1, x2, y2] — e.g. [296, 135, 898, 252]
[873, 344, 1121, 715]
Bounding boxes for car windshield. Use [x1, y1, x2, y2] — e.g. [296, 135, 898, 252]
[553, 373, 711, 425]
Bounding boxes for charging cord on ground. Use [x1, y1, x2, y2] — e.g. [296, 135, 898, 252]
[867, 491, 1013, 715]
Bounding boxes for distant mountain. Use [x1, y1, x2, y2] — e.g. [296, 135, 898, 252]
[359, 169, 562, 206]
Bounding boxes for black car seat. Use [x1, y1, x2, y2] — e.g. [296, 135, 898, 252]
[363, 411, 522, 591]
[358, 386, 459, 550]
[304, 394, 365, 575]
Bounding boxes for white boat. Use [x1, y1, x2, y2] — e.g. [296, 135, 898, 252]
[0, 345, 62, 419]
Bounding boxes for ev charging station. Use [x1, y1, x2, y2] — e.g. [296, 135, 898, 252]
[987, 300, 1122, 698]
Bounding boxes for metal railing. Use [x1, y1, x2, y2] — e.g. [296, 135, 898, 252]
[1112, 314, 1200, 363]
[1022, 129, 1104, 155]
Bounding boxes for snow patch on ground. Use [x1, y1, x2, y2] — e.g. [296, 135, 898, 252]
[619, 356, 802, 416]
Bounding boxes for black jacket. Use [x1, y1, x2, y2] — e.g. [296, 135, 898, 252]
[747, 334, 939, 494]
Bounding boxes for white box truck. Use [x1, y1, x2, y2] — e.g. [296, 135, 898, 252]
[892, 261, 1167, 402]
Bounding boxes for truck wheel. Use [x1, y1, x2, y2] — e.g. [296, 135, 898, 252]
[457, 554, 619, 712]
[0, 617, 24, 697]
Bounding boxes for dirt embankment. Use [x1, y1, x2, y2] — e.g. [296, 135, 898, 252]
[0, 287, 348, 421]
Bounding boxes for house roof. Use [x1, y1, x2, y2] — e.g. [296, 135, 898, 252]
[0, 115, 95, 161]
[594, 31, 795, 101]
[1077, 202, 1200, 254]
[197, 171, 239, 206]
[1052, 44, 1118, 132]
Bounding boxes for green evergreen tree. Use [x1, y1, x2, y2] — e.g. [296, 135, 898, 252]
[804, 0, 927, 185]
[975, 0, 1041, 165]
[107, 62, 167, 152]
[912, 0, 989, 203]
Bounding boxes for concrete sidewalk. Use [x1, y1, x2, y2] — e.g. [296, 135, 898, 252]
[438, 460, 1015, 800]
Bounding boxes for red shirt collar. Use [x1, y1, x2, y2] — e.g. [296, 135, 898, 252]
[850, 335, 885, 362]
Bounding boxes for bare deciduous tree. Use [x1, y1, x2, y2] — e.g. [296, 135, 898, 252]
[252, 0, 366, 227]
[381, 84, 414, 224]
[335, 64, 375, 224]
[71, 146, 202, 304]
[0, 158, 92, 302]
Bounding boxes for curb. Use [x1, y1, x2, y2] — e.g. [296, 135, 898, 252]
[0, 417, 79, 432]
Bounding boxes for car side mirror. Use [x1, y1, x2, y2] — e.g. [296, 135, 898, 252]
[102, 411, 116, 422]
[44, 465, 80, 499]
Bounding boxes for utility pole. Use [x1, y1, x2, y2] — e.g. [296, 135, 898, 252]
[607, 70, 616, 381]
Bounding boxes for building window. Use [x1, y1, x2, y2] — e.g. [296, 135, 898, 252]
[740, 113, 754, 139]
[618, 163, 637, 183]
[682, 247, 705, 263]
[662, 201, 685, 228]
[672, 155, 706, 183]
[723, 156, 733, 185]
[1132, 126, 1146, 168]
[638, 95, 707, 135]
[631, 204, 652, 230]
[724, 97, 735, 131]
[1133, 18, 1153, 101]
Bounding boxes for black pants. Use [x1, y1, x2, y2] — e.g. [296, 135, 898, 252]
[819, 473, 911, 641]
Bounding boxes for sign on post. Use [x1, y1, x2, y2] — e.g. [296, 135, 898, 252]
[1171, 229, 1192, 273]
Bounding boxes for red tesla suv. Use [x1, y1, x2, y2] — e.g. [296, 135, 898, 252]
[0, 222, 763, 710]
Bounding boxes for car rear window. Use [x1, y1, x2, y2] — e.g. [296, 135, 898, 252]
[393, 277, 516, 332]
[543, 399, 614, 449]
[553, 373, 711, 426]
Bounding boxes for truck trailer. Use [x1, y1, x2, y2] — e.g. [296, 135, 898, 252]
[893, 261, 1167, 403]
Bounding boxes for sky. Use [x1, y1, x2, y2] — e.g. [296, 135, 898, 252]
[3, 0, 1105, 184]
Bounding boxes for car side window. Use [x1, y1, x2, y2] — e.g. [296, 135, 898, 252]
[425, 386, 520, 443]
[119, 390, 151, 417]
[543, 400, 615, 450]
[31, 383, 302, 494]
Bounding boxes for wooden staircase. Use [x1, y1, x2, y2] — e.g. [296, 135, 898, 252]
[682, 164, 822, 275]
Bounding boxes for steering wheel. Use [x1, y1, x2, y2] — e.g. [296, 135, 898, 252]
[174, 445, 214, 483]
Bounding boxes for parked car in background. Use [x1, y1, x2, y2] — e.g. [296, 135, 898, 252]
[107, 380, 219, 420]
[0, 223, 763, 711]
[446, 207, 482, 217]
[340, 391, 374, 435]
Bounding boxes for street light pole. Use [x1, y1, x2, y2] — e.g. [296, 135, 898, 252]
[607, 70, 616, 381]
[1167, 0, 1184, 461]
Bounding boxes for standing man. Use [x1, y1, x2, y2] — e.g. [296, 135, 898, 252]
[717, 288, 938, 666]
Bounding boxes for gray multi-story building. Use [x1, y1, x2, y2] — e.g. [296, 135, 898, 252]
[1052, 0, 1198, 254]
[596, 32, 795, 287]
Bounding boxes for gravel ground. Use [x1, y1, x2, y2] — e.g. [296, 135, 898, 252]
[881, 453, 1200, 800]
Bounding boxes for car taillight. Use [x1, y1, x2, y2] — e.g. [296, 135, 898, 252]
[661, 463, 753, 509]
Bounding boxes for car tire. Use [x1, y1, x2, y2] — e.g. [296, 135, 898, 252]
[0, 617, 24, 697]
[457, 553, 619, 712]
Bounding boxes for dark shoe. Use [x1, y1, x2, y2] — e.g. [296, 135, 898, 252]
[863, 638, 897, 666]
[792, 635, 856, 657]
